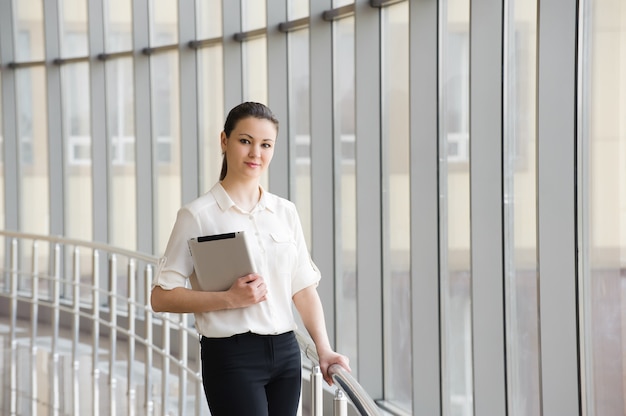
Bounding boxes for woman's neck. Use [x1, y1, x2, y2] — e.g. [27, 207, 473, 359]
[220, 178, 261, 212]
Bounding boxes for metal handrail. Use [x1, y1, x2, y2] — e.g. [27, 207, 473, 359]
[0, 231, 380, 415]
[296, 331, 382, 415]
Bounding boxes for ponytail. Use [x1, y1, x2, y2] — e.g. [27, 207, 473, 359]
[219, 156, 227, 181]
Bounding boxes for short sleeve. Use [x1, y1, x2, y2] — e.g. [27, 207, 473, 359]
[290, 206, 321, 295]
[152, 208, 201, 290]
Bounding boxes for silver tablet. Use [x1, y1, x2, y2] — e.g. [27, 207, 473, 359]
[188, 231, 256, 291]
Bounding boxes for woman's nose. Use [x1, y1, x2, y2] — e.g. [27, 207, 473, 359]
[249, 145, 260, 157]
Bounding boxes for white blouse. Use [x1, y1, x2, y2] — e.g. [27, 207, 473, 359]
[152, 182, 320, 338]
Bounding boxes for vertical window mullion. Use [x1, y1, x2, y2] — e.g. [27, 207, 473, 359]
[44, 0, 64, 237]
[409, 0, 442, 413]
[0, 0, 19, 232]
[536, 0, 580, 413]
[354, 0, 383, 399]
[469, 1, 506, 415]
[178, 0, 199, 205]
[309, 0, 336, 346]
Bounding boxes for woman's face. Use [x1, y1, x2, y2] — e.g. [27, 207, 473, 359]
[221, 116, 277, 182]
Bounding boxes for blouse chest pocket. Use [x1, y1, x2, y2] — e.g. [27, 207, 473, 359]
[269, 232, 297, 274]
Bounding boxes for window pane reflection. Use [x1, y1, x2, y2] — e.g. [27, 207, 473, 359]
[60, 0, 88, 58]
[288, 28, 311, 244]
[332, 0, 354, 8]
[288, 0, 309, 20]
[151, 51, 181, 254]
[62, 62, 93, 241]
[105, 0, 133, 52]
[503, 1, 540, 415]
[196, 0, 222, 39]
[382, 3, 411, 409]
[106, 57, 137, 250]
[581, 2, 626, 414]
[17, 68, 49, 234]
[198, 45, 224, 194]
[150, 0, 178, 46]
[441, 0, 473, 414]
[243, 37, 268, 105]
[242, 0, 266, 31]
[15, 0, 45, 62]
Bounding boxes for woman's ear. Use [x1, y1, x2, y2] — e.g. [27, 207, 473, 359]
[220, 131, 228, 152]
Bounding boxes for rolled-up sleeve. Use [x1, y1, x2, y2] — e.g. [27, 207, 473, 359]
[290, 207, 321, 295]
[152, 208, 201, 290]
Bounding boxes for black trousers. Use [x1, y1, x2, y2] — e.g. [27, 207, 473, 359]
[200, 331, 302, 416]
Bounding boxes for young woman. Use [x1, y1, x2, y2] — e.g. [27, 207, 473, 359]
[150, 102, 350, 415]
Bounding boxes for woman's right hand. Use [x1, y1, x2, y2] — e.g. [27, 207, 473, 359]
[227, 274, 268, 308]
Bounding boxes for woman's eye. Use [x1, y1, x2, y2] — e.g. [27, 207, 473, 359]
[239, 139, 250, 144]
[262, 143, 272, 148]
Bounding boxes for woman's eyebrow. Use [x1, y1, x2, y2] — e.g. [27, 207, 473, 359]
[238, 133, 275, 142]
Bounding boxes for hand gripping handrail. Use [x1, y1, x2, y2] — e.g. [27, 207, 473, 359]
[295, 331, 382, 416]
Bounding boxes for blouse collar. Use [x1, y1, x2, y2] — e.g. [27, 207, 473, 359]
[211, 182, 275, 213]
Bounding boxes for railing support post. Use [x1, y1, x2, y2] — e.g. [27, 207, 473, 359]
[311, 366, 323, 416]
[108, 254, 118, 416]
[334, 389, 347, 416]
[31, 240, 40, 416]
[127, 258, 137, 416]
[9, 238, 18, 416]
[72, 246, 81, 416]
[92, 249, 101, 416]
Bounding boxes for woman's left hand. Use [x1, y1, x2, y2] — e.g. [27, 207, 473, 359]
[317, 349, 351, 385]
